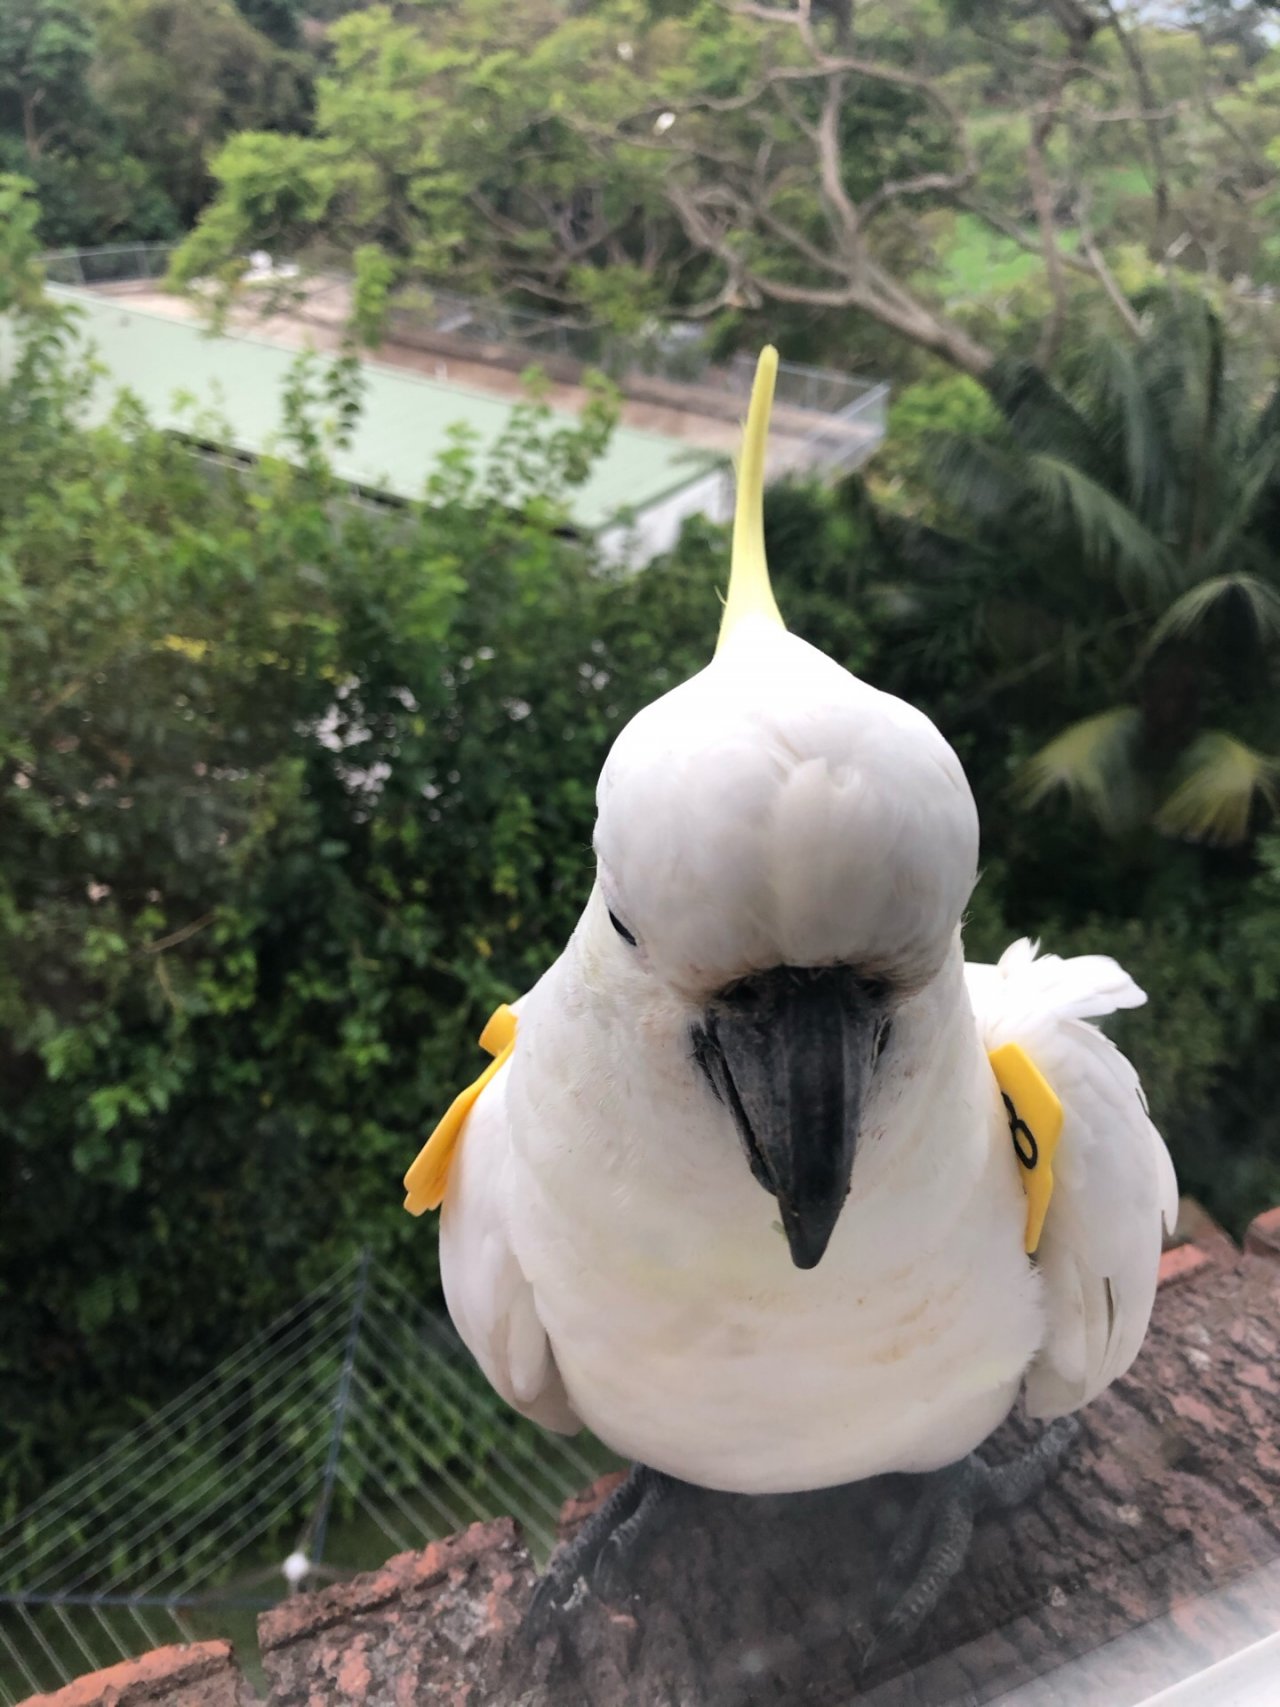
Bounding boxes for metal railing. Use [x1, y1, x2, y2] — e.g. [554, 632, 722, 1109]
[42, 243, 176, 288]
[796, 380, 891, 476]
[388, 283, 884, 419]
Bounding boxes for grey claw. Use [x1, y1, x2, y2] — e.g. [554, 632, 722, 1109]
[519, 1464, 674, 1640]
[591, 1533, 631, 1606]
[521, 1568, 581, 1644]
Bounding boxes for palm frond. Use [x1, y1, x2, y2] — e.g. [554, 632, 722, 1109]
[1215, 418, 1280, 559]
[1143, 573, 1280, 658]
[1016, 706, 1144, 834]
[928, 435, 1028, 527]
[1091, 337, 1164, 524]
[986, 359, 1107, 478]
[1155, 732, 1280, 847]
[1181, 304, 1225, 571]
[1140, 295, 1223, 436]
[1135, 296, 1236, 552]
[1242, 379, 1280, 548]
[1251, 378, 1280, 454]
[1024, 455, 1171, 598]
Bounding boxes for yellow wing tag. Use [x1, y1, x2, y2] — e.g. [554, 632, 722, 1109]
[988, 1042, 1064, 1256]
[403, 1005, 517, 1216]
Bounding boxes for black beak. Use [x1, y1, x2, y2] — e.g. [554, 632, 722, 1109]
[692, 966, 889, 1270]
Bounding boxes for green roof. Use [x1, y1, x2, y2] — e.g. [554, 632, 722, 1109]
[45, 288, 724, 531]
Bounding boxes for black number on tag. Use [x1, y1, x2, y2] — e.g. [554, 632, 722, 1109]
[1002, 1091, 1039, 1171]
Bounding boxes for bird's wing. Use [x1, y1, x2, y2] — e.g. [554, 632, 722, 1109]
[965, 938, 1179, 1419]
[438, 1052, 580, 1435]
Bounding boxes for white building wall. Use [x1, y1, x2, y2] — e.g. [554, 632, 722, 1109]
[597, 466, 734, 568]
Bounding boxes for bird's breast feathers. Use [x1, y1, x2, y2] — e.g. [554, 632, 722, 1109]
[430, 939, 1172, 1493]
[491, 960, 1045, 1491]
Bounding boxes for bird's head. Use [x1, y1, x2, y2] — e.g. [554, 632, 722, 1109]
[590, 349, 978, 1270]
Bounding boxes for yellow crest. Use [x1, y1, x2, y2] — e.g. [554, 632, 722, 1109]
[716, 346, 785, 652]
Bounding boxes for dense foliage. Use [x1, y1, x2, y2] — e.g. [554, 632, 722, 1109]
[0, 0, 316, 247]
[7, 0, 1280, 376]
[905, 298, 1280, 846]
[863, 320, 1280, 1245]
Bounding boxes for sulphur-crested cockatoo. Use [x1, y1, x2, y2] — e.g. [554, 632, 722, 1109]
[404, 347, 1177, 1643]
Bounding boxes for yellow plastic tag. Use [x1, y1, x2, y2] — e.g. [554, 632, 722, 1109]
[403, 1005, 518, 1216]
[988, 1042, 1064, 1256]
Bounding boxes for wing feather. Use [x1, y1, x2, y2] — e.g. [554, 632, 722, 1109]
[438, 1057, 580, 1435]
[966, 938, 1177, 1419]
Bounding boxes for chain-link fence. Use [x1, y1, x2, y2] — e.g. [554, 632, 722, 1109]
[42, 243, 176, 289]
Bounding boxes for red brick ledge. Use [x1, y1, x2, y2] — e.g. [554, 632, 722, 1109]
[1156, 1193, 1266, 1285]
[1156, 1196, 1280, 1282]
[17, 1640, 254, 1707]
[250, 1240, 1280, 1706]
[1157, 1239, 1217, 1286]
[1244, 1204, 1280, 1262]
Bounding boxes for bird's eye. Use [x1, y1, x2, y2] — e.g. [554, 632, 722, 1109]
[608, 909, 637, 946]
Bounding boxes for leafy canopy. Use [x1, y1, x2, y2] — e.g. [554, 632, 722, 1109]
[894, 294, 1280, 844]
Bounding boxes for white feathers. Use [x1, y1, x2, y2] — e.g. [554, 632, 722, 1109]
[966, 939, 1178, 1418]
[594, 621, 978, 993]
[494, 939, 1045, 1491]
[438, 1056, 579, 1436]
[441, 925, 1175, 1488]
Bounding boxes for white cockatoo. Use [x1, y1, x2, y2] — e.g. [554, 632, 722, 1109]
[404, 348, 1177, 1641]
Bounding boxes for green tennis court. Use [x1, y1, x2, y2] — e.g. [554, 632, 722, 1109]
[47, 287, 724, 534]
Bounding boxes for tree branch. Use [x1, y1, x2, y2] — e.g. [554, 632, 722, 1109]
[814, 74, 859, 248]
[1075, 190, 1143, 339]
[964, 197, 1141, 343]
[1203, 99, 1277, 190]
[1099, 0, 1171, 247]
[1026, 97, 1071, 370]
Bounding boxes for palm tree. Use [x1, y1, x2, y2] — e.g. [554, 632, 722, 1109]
[913, 295, 1280, 846]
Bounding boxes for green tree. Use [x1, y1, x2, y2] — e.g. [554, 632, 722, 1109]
[0, 172, 48, 309]
[232, 0, 304, 49]
[899, 294, 1280, 845]
[171, 0, 1280, 378]
[1184, 0, 1280, 61]
[0, 0, 94, 157]
[0, 0, 321, 247]
[0, 203, 895, 1511]
[87, 0, 313, 226]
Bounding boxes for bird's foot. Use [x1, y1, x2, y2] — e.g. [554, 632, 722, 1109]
[867, 1416, 1079, 1667]
[522, 1463, 676, 1641]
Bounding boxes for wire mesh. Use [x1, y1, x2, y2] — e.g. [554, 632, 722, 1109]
[0, 1257, 615, 1705]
